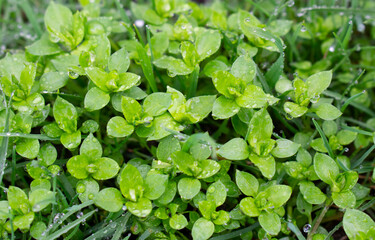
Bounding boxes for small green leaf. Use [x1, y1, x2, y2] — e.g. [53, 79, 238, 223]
[185, 95, 216, 124]
[80, 133, 102, 160]
[16, 138, 40, 159]
[126, 197, 152, 218]
[156, 135, 181, 162]
[315, 103, 342, 120]
[305, 71, 332, 99]
[144, 172, 168, 200]
[236, 84, 279, 108]
[85, 67, 109, 92]
[271, 139, 300, 158]
[314, 153, 339, 185]
[259, 212, 281, 236]
[211, 71, 245, 99]
[299, 181, 326, 205]
[92, 157, 120, 180]
[284, 102, 308, 118]
[235, 170, 259, 197]
[217, 138, 249, 160]
[239, 197, 260, 217]
[29, 189, 55, 212]
[155, 180, 177, 205]
[37, 143, 57, 166]
[192, 218, 215, 240]
[196, 30, 221, 62]
[332, 191, 356, 209]
[195, 160, 221, 179]
[108, 48, 130, 73]
[337, 130, 357, 145]
[26, 34, 62, 56]
[169, 214, 188, 230]
[40, 71, 68, 92]
[60, 130, 81, 150]
[7, 186, 29, 215]
[119, 164, 144, 202]
[154, 56, 194, 77]
[121, 96, 142, 124]
[171, 151, 200, 176]
[206, 180, 227, 207]
[77, 178, 99, 202]
[84, 87, 110, 111]
[230, 55, 256, 84]
[263, 185, 292, 208]
[107, 116, 134, 138]
[212, 96, 240, 119]
[67, 155, 89, 179]
[53, 97, 78, 133]
[343, 209, 375, 239]
[249, 153, 275, 179]
[94, 188, 124, 212]
[13, 212, 34, 231]
[178, 177, 201, 200]
[143, 93, 172, 117]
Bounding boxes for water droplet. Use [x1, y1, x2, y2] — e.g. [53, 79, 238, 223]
[344, 148, 349, 152]
[287, 0, 295, 7]
[134, 19, 145, 28]
[329, 46, 335, 52]
[297, 9, 307, 17]
[245, 17, 251, 23]
[303, 224, 311, 233]
[301, 25, 307, 32]
[76, 212, 83, 219]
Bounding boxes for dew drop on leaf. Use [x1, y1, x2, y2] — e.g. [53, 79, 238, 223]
[303, 224, 311, 233]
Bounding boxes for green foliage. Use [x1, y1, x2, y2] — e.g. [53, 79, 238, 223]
[1, 0, 375, 239]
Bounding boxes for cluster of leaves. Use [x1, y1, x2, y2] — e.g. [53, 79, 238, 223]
[1, 0, 375, 239]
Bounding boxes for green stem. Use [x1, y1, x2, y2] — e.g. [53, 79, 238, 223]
[307, 203, 331, 240]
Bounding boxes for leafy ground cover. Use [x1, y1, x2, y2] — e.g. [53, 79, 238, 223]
[1, 0, 375, 239]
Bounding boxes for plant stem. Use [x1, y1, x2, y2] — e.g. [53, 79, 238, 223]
[307, 203, 331, 240]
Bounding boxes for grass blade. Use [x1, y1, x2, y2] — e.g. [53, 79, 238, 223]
[187, 66, 200, 98]
[351, 145, 375, 169]
[136, 42, 158, 93]
[18, 0, 43, 37]
[0, 92, 12, 185]
[0, 132, 59, 141]
[45, 210, 96, 240]
[209, 223, 260, 240]
[286, 221, 306, 240]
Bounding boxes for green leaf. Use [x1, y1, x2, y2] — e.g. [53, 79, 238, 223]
[239, 197, 260, 217]
[212, 96, 240, 119]
[192, 218, 215, 240]
[121, 96, 142, 124]
[235, 170, 259, 197]
[198, 200, 215, 219]
[195, 160, 221, 179]
[249, 153, 276, 179]
[315, 103, 342, 120]
[119, 164, 144, 202]
[171, 151, 200, 176]
[44, 2, 73, 44]
[155, 180, 177, 205]
[343, 209, 375, 240]
[259, 212, 281, 236]
[299, 181, 326, 205]
[84, 87, 110, 111]
[115, 72, 141, 92]
[154, 56, 194, 77]
[126, 197, 152, 218]
[40, 71, 69, 92]
[336, 171, 358, 192]
[85, 67, 109, 92]
[248, 108, 273, 147]
[80, 133, 102, 160]
[236, 85, 278, 109]
[218, 138, 249, 160]
[305, 71, 332, 99]
[26, 34, 62, 56]
[314, 153, 339, 185]
[337, 130, 357, 145]
[77, 178, 99, 202]
[332, 191, 356, 209]
[206, 180, 227, 207]
[178, 177, 201, 200]
[196, 30, 221, 62]
[271, 139, 300, 158]
[284, 101, 308, 118]
[16, 138, 40, 159]
[37, 143, 57, 166]
[13, 212, 34, 231]
[211, 71, 245, 99]
[181, 41, 197, 67]
[53, 97, 77, 133]
[94, 188, 124, 212]
[169, 214, 188, 230]
[30, 222, 47, 239]
[143, 93, 172, 117]
[92, 157, 120, 180]
[108, 48, 130, 73]
[202, 60, 229, 78]
[7, 186, 29, 215]
[263, 185, 292, 208]
[230, 55, 256, 84]
[29, 189, 55, 212]
[184, 95, 216, 124]
[156, 135, 181, 162]
[67, 155, 89, 179]
[144, 172, 168, 200]
[107, 116, 134, 138]
[60, 130, 81, 150]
